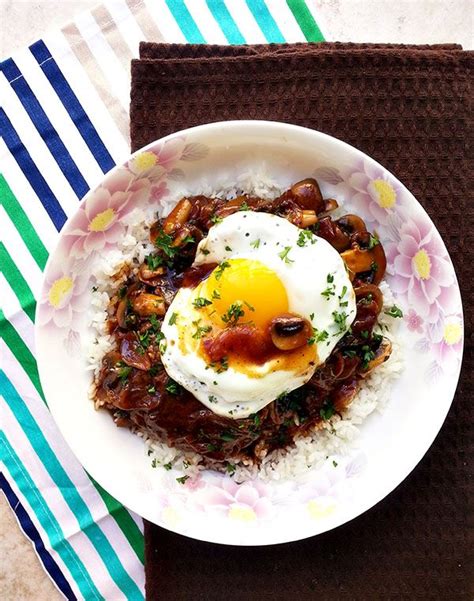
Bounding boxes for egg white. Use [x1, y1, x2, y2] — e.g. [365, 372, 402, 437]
[161, 211, 356, 419]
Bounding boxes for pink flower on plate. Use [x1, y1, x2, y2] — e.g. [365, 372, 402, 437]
[194, 476, 273, 522]
[342, 160, 402, 226]
[66, 171, 149, 258]
[150, 181, 169, 204]
[127, 138, 187, 180]
[421, 313, 463, 378]
[385, 215, 454, 322]
[38, 263, 89, 330]
[406, 309, 424, 334]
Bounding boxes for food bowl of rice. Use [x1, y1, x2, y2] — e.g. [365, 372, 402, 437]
[36, 121, 463, 545]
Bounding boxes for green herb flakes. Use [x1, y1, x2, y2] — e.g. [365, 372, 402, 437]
[384, 305, 403, 318]
[278, 246, 294, 264]
[192, 297, 212, 309]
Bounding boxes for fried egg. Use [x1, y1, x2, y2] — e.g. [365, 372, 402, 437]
[161, 211, 356, 419]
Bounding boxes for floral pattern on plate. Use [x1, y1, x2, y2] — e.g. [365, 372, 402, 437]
[36, 123, 464, 540]
[316, 159, 463, 381]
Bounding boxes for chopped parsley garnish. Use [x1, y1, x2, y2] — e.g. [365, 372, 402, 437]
[361, 345, 376, 369]
[191, 319, 212, 339]
[384, 305, 404, 318]
[371, 260, 378, 272]
[244, 301, 255, 312]
[208, 395, 217, 404]
[226, 462, 236, 476]
[118, 286, 127, 299]
[148, 314, 162, 334]
[145, 253, 163, 270]
[151, 458, 158, 468]
[332, 460, 338, 468]
[147, 385, 156, 394]
[250, 238, 261, 249]
[176, 475, 190, 485]
[211, 289, 221, 300]
[192, 297, 212, 308]
[339, 285, 348, 299]
[163, 462, 172, 470]
[253, 414, 261, 428]
[201, 248, 210, 255]
[343, 349, 357, 358]
[168, 312, 178, 325]
[208, 357, 229, 373]
[308, 328, 329, 345]
[138, 330, 150, 348]
[225, 245, 232, 252]
[149, 363, 162, 376]
[220, 431, 235, 442]
[368, 234, 380, 249]
[278, 246, 294, 264]
[221, 302, 245, 326]
[361, 293, 373, 304]
[239, 200, 250, 211]
[310, 312, 315, 321]
[320, 399, 335, 421]
[332, 310, 349, 334]
[117, 366, 132, 381]
[297, 229, 317, 247]
[360, 330, 369, 339]
[165, 378, 180, 395]
[154, 230, 180, 265]
[321, 273, 336, 299]
[214, 260, 231, 280]
[91, 285, 98, 292]
[210, 214, 223, 224]
[206, 443, 218, 452]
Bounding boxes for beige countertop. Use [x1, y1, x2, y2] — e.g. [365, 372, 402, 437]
[0, 1, 471, 599]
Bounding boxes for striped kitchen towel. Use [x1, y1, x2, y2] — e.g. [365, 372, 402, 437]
[0, 1, 325, 598]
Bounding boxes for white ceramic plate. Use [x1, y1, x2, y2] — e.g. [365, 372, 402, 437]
[36, 121, 463, 545]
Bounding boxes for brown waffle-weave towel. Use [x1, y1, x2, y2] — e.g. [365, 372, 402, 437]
[130, 43, 473, 601]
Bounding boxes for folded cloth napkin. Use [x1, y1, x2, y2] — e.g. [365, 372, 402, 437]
[130, 43, 473, 601]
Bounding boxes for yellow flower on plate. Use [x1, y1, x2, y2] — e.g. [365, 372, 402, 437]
[307, 498, 335, 519]
[162, 506, 181, 527]
[131, 151, 157, 173]
[228, 505, 257, 522]
[370, 179, 397, 209]
[443, 321, 462, 346]
[413, 249, 431, 280]
[88, 208, 116, 232]
[48, 277, 73, 308]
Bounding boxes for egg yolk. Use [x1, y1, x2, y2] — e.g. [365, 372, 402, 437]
[202, 258, 288, 329]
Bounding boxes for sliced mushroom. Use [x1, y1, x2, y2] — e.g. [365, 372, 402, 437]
[360, 338, 392, 376]
[131, 293, 166, 317]
[162, 198, 192, 235]
[340, 231, 386, 284]
[138, 262, 165, 283]
[317, 216, 351, 251]
[285, 208, 318, 228]
[116, 297, 129, 329]
[289, 178, 325, 212]
[270, 313, 313, 351]
[120, 333, 151, 370]
[323, 199, 339, 212]
[354, 283, 384, 314]
[337, 214, 367, 235]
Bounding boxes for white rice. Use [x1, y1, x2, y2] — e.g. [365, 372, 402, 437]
[86, 176, 403, 483]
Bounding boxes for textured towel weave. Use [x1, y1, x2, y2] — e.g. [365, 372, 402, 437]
[130, 43, 473, 601]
